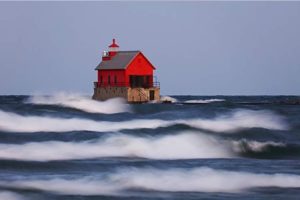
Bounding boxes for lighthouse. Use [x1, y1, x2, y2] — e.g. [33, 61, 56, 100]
[93, 39, 160, 103]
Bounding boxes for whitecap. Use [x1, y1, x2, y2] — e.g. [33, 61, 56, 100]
[2, 167, 300, 194]
[26, 93, 130, 114]
[0, 132, 231, 161]
[184, 99, 225, 104]
[182, 109, 288, 132]
[0, 109, 288, 133]
[160, 96, 178, 103]
[232, 139, 285, 153]
[0, 191, 25, 200]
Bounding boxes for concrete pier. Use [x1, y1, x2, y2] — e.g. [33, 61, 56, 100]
[93, 86, 160, 103]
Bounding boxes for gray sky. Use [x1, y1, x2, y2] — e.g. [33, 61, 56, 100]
[0, 1, 300, 95]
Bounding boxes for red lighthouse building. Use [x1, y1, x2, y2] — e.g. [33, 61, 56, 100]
[93, 39, 160, 102]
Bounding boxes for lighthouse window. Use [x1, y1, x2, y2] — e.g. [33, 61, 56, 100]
[114, 76, 117, 84]
[108, 75, 110, 84]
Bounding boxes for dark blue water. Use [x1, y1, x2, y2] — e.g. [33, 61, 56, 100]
[0, 95, 300, 200]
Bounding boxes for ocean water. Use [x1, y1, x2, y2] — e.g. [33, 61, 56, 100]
[0, 94, 300, 200]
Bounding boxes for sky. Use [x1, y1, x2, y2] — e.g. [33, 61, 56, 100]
[0, 1, 299, 95]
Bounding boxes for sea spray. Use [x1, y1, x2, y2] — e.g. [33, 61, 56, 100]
[26, 93, 130, 114]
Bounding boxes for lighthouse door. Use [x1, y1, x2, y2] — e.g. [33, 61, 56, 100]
[149, 90, 155, 100]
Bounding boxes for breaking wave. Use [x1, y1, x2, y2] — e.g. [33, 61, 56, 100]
[0, 109, 287, 133]
[232, 139, 300, 159]
[0, 132, 231, 161]
[0, 131, 295, 161]
[2, 167, 300, 194]
[184, 99, 225, 104]
[0, 192, 25, 200]
[26, 93, 130, 114]
[160, 96, 178, 103]
[184, 109, 287, 132]
[232, 139, 285, 153]
[0, 110, 171, 133]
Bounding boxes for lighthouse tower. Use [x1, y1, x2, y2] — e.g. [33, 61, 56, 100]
[93, 39, 160, 103]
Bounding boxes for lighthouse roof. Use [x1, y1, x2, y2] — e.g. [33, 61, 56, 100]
[95, 51, 140, 70]
[109, 38, 119, 48]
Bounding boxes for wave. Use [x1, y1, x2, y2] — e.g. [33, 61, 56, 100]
[232, 139, 300, 159]
[26, 93, 130, 114]
[0, 131, 294, 161]
[0, 192, 24, 200]
[232, 139, 285, 153]
[160, 96, 178, 103]
[2, 167, 300, 195]
[184, 99, 225, 104]
[0, 110, 172, 133]
[0, 109, 287, 133]
[181, 109, 288, 132]
[0, 132, 231, 161]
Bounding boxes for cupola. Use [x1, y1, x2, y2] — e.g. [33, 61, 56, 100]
[108, 38, 119, 56]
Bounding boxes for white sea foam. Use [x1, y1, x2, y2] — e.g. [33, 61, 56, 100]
[182, 109, 288, 132]
[0, 131, 290, 161]
[0, 178, 118, 196]
[0, 191, 25, 200]
[111, 167, 300, 193]
[0, 132, 231, 161]
[0, 109, 287, 133]
[0, 110, 172, 133]
[160, 96, 178, 103]
[2, 167, 300, 195]
[27, 93, 130, 114]
[184, 99, 225, 104]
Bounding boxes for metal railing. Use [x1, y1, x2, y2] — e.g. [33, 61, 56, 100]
[94, 82, 128, 88]
[94, 81, 160, 88]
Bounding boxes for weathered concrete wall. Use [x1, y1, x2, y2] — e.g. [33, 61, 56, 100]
[93, 87, 160, 103]
[127, 87, 160, 103]
[92, 87, 128, 101]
